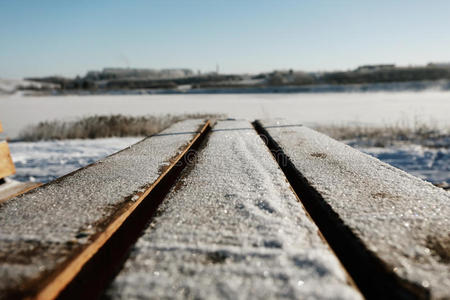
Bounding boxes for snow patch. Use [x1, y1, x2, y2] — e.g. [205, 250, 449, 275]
[8, 137, 142, 183]
[348, 142, 449, 188]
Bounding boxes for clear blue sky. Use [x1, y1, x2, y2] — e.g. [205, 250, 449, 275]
[1, 0, 450, 78]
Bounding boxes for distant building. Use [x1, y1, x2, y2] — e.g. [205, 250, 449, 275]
[85, 68, 194, 80]
[355, 64, 395, 73]
[427, 62, 450, 68]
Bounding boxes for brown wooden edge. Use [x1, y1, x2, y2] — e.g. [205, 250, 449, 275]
[28, 120, 211, 300]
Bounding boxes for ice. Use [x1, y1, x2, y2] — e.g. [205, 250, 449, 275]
[1, 91, 450, 138]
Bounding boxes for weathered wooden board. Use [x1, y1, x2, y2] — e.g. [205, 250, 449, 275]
[0, 119, 209, 299]
[257, 119, 450, 299]
[106, 120, 362, 299]
[0, 141, 15, 179]
[0, 181, 41, 204]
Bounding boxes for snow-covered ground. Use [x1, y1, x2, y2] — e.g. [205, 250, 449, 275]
[348, 143, 449, 189]
[1, 92, 450, 138]
[9, 137, 141, 183]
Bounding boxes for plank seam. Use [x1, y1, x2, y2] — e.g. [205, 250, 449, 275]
[28, 120, 211, 300]
[252, 120, 428, 300]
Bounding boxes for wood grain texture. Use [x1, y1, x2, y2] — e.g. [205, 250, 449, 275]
[0, 141, 15, 179]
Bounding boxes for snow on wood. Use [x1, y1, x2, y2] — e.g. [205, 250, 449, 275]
[106, 120, 362, 299]
[0, 119, 207, 299]
[257, 119, 450, 299]
[0, 180, 41, 204]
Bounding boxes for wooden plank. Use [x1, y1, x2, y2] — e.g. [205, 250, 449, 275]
[0, 120, 3, 133]
[0, 141, 15, 179]
[256, 119, 450, 299]
[0, 181, 41, 204]
[106, 120, 362, 299]
[0, 119, 210, 299]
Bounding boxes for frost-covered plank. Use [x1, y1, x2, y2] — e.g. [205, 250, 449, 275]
[0, 119, 208, 299]
[0, 180, 41, 204]
[106, 120, 361, 300]
[257, 119, 450, 299]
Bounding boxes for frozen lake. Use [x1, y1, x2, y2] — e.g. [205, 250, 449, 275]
[1, 91, 450, 138]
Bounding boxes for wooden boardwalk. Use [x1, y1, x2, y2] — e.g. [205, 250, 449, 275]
[0, 119, 448, 299]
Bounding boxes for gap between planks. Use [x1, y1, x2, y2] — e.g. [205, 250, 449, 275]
[28, 120, 211, 300]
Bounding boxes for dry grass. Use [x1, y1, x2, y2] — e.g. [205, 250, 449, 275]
[314, 122, 450, 147]
[19, 114, 222, 141]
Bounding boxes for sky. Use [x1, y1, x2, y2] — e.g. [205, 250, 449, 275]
[1, 0, 450, 78]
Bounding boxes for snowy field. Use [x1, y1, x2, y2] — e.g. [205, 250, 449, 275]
[1, 92, 450, 138]
[1, 92, 449, 188]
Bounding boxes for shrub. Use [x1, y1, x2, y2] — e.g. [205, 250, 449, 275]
[19, 114, 222, 141]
